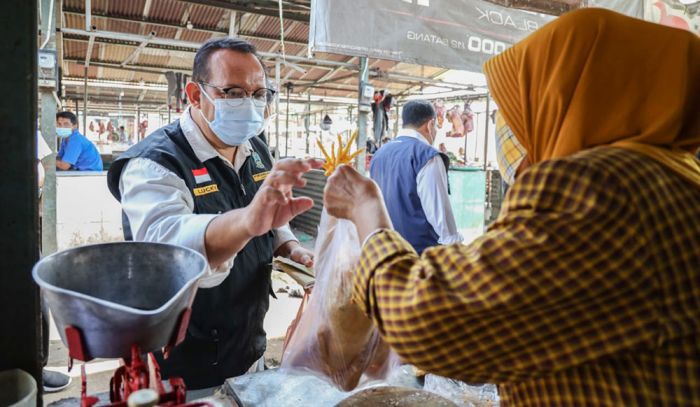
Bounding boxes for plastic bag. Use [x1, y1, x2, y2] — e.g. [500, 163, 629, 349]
[423, 374, 499, 407]
[281, 210, 397, 391]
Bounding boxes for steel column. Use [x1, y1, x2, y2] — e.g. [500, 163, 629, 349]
[305, 91, 311, 154]
[83, 66, 88, 133]
[483, 96, 490, 170]
[356, 57, 369, 174]
[285, 83, 290, 157]
[275, 60, 280, 150]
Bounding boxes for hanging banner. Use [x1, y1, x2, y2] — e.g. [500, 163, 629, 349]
[309, 0, 555, 72]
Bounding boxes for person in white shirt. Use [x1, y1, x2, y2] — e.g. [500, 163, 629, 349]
[106, 37, 322, 394]
[369, 100, 462, 254]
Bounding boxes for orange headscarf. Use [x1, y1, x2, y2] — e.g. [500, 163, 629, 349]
[483, 8, 700, 188]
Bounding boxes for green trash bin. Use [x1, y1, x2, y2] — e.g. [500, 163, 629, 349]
[0, 369, 37, 407]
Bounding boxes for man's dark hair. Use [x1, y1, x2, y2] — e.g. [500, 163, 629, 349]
[192, 37, 261, 84]
[56, 111, 78, 126]
[402, 100, 436, 128]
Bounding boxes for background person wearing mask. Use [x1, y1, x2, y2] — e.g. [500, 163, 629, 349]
[370, 100, 462, 254]
[107, 37, 320, 397]
[55, 111, 103, 171]
[323, 9, 700, 406]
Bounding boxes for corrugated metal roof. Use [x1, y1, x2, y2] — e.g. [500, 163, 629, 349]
[66, 62, 99, 78]
[299, 68, 329, 82]
[144, 23, 178, 38]
[282, 44, 306, 56]
[188, 4, 224, 29]
[99, 0, 147, 18]
[179, 30, 214, 44]
[240, 14, 263, 33]
[101, 67, 132, 81]
[64, 0, 83, 10]
[247, 38, 274, 52]
[63, 13, 84, 29]
[135, 53, 171, 67]
[372, 59, 399, 71]
[149, 0, 187, 24]
[105, 18, 142, 34]
[287, 21, 309, 40]
[130, 72, 163, 83]
[166, 54, 194, 70]
[61, 1, 466, 110]
[254, 16, 288, 38]
[63, 40, 100, 60]
[99, 44, 135, 63]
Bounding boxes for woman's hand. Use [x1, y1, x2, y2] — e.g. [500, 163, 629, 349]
[324, 165, 392, 242]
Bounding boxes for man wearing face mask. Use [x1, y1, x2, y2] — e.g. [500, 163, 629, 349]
[106, 38, 321, 394]
[55, 111, 103, 171]
[369, 100, 462, 254]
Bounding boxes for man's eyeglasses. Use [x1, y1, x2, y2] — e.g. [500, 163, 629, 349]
[199, 82, 276, 107]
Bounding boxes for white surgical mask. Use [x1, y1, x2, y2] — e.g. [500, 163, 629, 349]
[494, 111, 527, 185]
[198, 84, 265, 146]
[257, 105, 276, 137]
[56, 127, 72, 138]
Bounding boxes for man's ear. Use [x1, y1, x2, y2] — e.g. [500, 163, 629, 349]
[185, 82, 201, 108]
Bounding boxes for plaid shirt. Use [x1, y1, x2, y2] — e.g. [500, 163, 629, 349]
[353, 147, 700, 406]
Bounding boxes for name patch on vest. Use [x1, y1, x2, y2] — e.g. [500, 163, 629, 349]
[193, 184, 219, 196]
[253, 171, 270, 182]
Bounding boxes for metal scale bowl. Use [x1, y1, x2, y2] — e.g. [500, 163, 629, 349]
[33, 242, 207, 406]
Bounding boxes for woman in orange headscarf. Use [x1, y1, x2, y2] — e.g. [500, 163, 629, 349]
[323, 8, 700, 406]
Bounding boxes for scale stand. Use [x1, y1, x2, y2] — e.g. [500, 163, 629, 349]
[64, 308, 209, 407]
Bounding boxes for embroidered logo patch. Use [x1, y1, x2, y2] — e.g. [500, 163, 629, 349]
[253, 171, 270, 182]
[192, 167, 211, 184]
[193, 184, 219, 196]
[252, 152, 265, 169]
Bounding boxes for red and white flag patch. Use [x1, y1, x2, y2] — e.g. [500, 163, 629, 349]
[192, 168, 212, 184]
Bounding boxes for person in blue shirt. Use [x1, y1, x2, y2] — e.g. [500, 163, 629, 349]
[55, 111, 103, 171]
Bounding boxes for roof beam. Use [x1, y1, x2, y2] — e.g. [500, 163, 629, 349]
[63, 57, 354, 90]
[142, 0, 154, 18]
[60, 28, 356, 69]
[174, 4, 193, 40]
[64, 79, 357, 105]
[64, 57, 192, 75]
[228, 11, 238, 37]
[63, 77, 168, 91]
[121, 32, 155, 67]
[62, 9, 308, 46]
[84, 34, 95, 67]
[176, 0, 309, 22]
[85, 0, 91, 30]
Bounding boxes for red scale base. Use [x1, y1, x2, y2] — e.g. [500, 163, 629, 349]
[65, 311, 210, 407]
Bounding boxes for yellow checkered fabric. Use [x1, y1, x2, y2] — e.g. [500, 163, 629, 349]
[353, 147, 700, 406]
[495, 112, 527, 182]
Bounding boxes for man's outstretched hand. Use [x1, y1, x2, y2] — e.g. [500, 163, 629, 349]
[245, 158, 324, 236]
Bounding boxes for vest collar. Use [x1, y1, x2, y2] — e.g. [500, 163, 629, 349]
[397, 128, 431, 146]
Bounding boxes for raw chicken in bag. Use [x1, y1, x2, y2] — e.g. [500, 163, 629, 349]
[281, 211, 397, 391]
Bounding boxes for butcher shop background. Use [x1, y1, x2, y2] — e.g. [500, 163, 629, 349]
[309, 0, 696, 73]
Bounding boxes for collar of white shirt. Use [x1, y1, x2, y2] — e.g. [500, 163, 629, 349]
[179, 106, 252, 173]
[397, 128, 431, 146]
